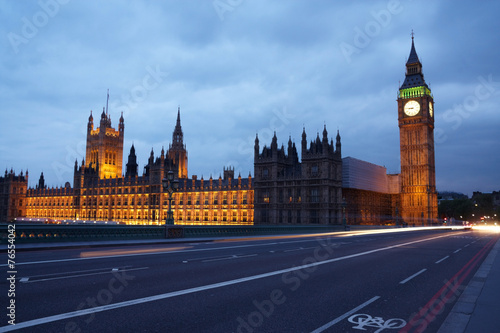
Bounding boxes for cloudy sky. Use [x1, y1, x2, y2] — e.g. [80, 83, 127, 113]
[1, 0, 499, 196]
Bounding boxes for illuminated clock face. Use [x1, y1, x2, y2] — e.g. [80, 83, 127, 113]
[429, 102, 433, 117]
[404, 100, 420, 116]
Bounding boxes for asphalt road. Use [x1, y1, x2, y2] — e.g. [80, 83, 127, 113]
[1, 228, 498, 332]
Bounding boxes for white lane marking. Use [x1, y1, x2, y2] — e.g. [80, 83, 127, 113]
[5, 238, 335, 267]
[464, 244, 470, 247]
[0, 234, 452, 331]
[284, 246, 316, 252]
[186, 254, 233, 261]
[201, 254, 257, 262]
[24, 267, 129, 279]
[311, 296, 381, 333]
[7, 230, 448, 267]
[20, 267, 148, 284]
[186, 252, 256, 262]
[7, 236, 355, 267]
[400, 268, 427, 284]
[435, 256, 449, 264]
[454, 248, 462, 253]
[112, 268, 119, 272]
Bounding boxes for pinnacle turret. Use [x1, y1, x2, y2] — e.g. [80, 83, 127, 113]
[400, 33, 428, 90]
[406, 34, 420, 66]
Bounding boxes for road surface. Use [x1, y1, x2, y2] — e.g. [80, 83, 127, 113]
[1, 228, 498, 332]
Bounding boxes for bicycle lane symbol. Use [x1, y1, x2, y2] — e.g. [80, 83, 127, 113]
[348, 314, 407, 333]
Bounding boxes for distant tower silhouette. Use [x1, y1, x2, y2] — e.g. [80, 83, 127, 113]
[167, 107, 188, 178]
[37, 172, 46, 189]
[125, 144, 138, 177]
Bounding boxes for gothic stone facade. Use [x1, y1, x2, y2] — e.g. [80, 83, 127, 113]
[0, 169, 28, 222]
[397, 38, 438, 224]
[23, 103, 253, 225]
[5, 38, 440, 226]
[253, 127, 342, 224]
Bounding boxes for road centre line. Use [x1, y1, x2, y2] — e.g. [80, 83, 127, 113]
[399, 268, 427, 284]
[19, 266, 132, 279]
[284, 246, 317, 252]
[185, 254, 246, 262]
[435, 255, 449, 264]
[0, 233, 453, 332]
[202, 254, 258, 263]
[454, 248, 462, 253]
[20, 267, 148, 283]
[5, 237, 364, 267]
[311, 296, 380, 333]
[4, 236, 352, 266]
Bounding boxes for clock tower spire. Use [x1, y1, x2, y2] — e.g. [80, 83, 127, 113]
[397, 35, 438, 225]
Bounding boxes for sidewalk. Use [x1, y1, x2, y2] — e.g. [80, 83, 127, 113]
[438, 236, 500, 333]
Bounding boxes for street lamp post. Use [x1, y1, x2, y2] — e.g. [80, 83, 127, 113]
[162, 170, 179, 225]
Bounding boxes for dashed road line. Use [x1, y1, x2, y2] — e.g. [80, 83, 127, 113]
[454, 249, 462, 253]
[400, 269, 427, 284]
[435, 256, 449, 264]
[202, 254, 258, 262]
[284, 246, 316, 252]
[19, 267, 148, 283]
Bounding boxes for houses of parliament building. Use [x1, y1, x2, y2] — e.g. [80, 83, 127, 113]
[0, 38, 438, 226]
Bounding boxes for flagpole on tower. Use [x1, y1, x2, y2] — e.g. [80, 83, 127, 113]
[106, 89, 109, 115]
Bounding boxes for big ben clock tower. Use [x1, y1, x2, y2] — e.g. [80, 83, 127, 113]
[398, 35, 438, 225]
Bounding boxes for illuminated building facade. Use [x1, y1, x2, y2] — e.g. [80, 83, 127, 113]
[4, 38, 439, 226]
[23, 102, 253, 225]
[397, 37, 438, 224]
[86, 91, 125, 179]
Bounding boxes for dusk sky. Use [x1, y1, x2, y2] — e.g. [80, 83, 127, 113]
[1, 1, 499, 196]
